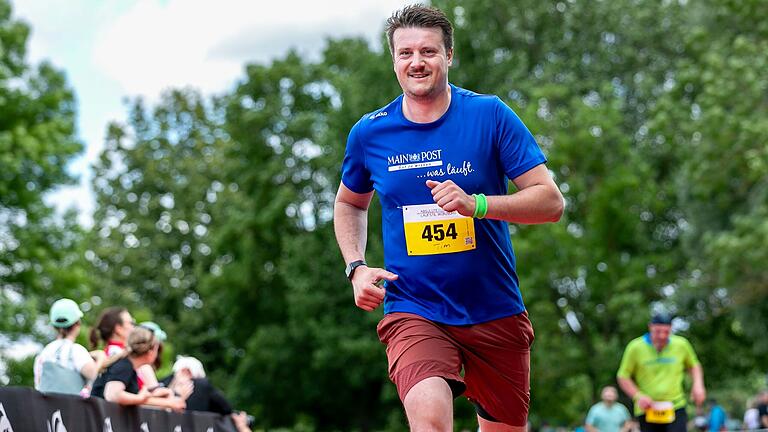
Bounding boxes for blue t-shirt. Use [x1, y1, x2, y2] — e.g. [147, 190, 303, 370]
[341, 84, 546, 325]
[708, 405, 726, 432]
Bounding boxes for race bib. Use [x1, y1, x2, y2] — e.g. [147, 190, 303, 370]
[402, 204, 476, 256]
[646, 401, 675, 424]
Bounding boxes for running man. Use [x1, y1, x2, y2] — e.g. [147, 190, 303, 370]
[333, 4, 563, 431]
[617, 313, 706, 432]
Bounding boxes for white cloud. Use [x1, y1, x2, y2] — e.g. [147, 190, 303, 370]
[16, 0, 411, 226]
[93, 0, 408, 100]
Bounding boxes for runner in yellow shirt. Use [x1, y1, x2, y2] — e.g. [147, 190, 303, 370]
[617, 313, 706, 432]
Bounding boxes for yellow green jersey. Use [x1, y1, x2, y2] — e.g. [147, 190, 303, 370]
[617, 333, 700, 416]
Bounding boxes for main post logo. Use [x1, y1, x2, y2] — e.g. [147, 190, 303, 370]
[387, 149, 443, 172]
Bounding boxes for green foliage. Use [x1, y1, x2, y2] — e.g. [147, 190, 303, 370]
[3, 354, 34, 386]
[0, 0, 89, 349]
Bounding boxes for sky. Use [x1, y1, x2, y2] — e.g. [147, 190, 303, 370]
[11, 0, 409, 226]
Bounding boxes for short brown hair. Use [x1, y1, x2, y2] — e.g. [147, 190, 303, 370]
[385, 4, 454, 55]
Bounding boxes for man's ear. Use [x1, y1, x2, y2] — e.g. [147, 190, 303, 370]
[447, 48, 454, 66]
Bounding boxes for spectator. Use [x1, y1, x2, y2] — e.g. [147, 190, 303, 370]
[89, 307, 135, 357]
[743, 398, 760, 430]
[757, 391, 768, 429]
[161, 355, 251, 430]
[707, 399, 727, 432]
[33, 298, 107, 395]
[91, 326, 185, 412]
[161, 356, 230, 414]
[585, 386, 632, 432]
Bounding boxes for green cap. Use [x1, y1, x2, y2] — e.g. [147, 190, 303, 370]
[50, 298, 84, 328]
[140, 321, 167, 342]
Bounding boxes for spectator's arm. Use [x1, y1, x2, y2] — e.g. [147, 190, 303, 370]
[80, 351, 106, 381]
[104, 381, 149, 406]
[761, 413, 768, 428]
[585, 424, 598, 432]
[145, 396, 185, 412]
[231, 411, 252, 432]
[137, 364, 159, 388]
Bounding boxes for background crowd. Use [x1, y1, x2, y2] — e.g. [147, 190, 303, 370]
[33, 298, 252, 432]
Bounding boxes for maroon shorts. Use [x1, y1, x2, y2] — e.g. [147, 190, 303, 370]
[376, 312, 534, 427]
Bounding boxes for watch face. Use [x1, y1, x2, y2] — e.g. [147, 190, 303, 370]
[346, 261, 365, 279]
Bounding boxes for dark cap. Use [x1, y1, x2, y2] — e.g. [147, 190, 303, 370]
[650, 313, 673, 325]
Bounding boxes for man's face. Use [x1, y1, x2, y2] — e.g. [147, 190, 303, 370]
[649, 323, 672, 350]
[392, 27, 452, 101]
[601, 387, 617, 403]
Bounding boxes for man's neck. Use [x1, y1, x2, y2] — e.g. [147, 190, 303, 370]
[402, 84, 451, 123]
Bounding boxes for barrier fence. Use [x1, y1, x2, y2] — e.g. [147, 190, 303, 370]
[0, 386, 237, 432]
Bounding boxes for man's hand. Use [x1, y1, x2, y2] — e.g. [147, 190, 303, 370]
[691, 383, 706, 407]
[426, 180, 475, 216]
[351, 265, 398, 311]
[636, 394, 653, 410]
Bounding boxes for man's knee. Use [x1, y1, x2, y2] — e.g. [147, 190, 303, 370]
[403, 377, 453, 432]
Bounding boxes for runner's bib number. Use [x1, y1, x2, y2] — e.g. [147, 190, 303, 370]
[402, 204, 476, 256]
[646, 401, 675, 424]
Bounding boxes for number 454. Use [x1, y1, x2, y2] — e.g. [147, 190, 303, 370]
[421, 223, 458, 242]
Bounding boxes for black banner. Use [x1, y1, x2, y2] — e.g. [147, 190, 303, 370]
[0, 386, 237, 432]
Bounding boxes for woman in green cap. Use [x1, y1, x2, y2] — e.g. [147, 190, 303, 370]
[33, 298, 107, 395]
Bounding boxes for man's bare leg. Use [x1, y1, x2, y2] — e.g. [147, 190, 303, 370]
[403, 377, 453, 432]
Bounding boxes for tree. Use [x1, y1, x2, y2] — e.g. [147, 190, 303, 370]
[0, 0, 88, 368]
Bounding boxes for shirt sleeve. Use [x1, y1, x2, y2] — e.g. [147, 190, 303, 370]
[681, 338, 701, 368]
[620, 404, 631, 421]
[71, 343, 93, 373]
[585, 405, 598, 425]
[494, 97, 547, 181]
[107, 359, 136, 391]
[616, 342, 636, 379]
[340, 118, 374, 194]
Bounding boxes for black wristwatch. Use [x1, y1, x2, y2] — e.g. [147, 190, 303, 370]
[345, 260, 367, 280]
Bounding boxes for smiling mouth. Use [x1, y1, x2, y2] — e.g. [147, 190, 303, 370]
[409, 73, 430, 79]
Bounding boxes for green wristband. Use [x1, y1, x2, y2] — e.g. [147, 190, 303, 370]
[472, 194, 488, 219]
[478, 194, 488, 219]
